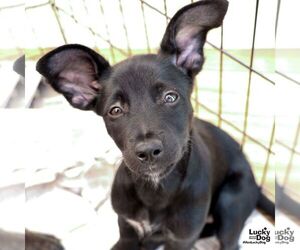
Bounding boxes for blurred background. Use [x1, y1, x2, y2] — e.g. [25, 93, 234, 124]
[0, 0, 299, 249]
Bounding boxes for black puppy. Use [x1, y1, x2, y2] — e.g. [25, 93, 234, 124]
[36, 1, 274, 250]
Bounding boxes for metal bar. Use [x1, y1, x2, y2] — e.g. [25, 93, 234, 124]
[66, 2, 76, 28]
[260, 120, 275, 186]
[56, 6, 130, 57]
[276, 70, 300, 86]
[261, 187, 275, 199]
[276, 140, 300, 156]
[0, 3, 24, 10]
[218, 25, 224, 127]
[50, 0, 67, 44]
[25, 1, 50, 10]
[140, 0, 169, 19]
[207, 42, 275, 85]
[118, 0, 132, 55]
[275, 0, 281, 38]
[98, 0, 116, 63]
[140, 1, 151, 53]
[163, 0, 168, 26]
[82, 0, 101, 48]
[283, 118, 300, 187]
[282, 187, 300, 201]
[241, 0, 260, 148]
[192, 99, 275, 154]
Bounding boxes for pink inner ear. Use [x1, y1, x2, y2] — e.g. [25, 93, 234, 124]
[175, 26, 203, 71]
[72, 95, 88, 106]
[58, 68, 100, 108]
[61, 82, 96, 107]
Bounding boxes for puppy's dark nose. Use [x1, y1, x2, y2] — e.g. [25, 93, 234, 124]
[135, 139, 163, 163]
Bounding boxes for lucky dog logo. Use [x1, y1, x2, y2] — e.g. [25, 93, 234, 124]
[275, 227, 294, 244]
[243, 227, 271, 245]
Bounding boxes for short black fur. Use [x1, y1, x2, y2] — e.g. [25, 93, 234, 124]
[36, 1, 274, 250]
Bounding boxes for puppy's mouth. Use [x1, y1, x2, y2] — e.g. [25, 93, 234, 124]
[141, 162, 176, 179]
[123, 158, 176, 180]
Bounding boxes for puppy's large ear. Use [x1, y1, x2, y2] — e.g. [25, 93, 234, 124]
[36, 44, 110, 110]
[160, 0, 228, 76]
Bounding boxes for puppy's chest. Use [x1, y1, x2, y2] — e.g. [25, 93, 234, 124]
[136, 188, 167, 210]
[135, 181, 180, 210]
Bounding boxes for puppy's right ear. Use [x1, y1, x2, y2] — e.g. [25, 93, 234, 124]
[36, 44, 110, 110]
[159, 0, 228, 77]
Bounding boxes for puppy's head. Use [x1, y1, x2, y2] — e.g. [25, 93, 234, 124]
[36, 0, 228, 181]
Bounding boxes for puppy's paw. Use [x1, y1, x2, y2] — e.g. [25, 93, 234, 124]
[141, 219, 153, 237]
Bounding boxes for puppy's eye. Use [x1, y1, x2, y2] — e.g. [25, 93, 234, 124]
[108, 106, 123, 118]
[164, 92, 179, 104]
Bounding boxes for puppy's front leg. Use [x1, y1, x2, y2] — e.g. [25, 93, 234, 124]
[111, 216, 140, 250]
[125, 208, 154, 239]
[164, 201, 208, 250]
[111, 164, 150, 249]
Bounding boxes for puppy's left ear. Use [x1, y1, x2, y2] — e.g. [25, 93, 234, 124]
[159, 0, 228, 77]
